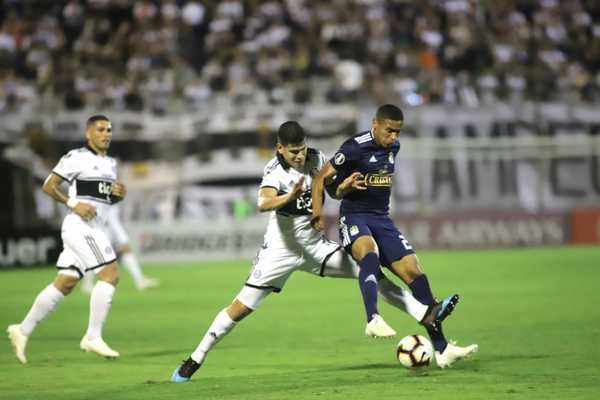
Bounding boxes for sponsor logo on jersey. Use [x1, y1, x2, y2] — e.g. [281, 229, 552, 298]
[350, 225, 359, 236]
[369, 155, 377, 163]
[98, 181, 112, 195]
[364, 172, 392, 187]
[334, 153, 345, 165]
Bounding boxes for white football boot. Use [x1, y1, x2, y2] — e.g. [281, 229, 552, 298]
[435, 341, 479, 368]
[80, 336, 120, 358]
[7, 324, 28, 364]
[365, 314, 397, 338]
[136, 277, 160, 290]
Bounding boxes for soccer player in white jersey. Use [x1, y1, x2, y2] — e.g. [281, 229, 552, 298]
[170, 121, 451, 382]
[7, 115, 124, 363]
[81, 204, 159, 293]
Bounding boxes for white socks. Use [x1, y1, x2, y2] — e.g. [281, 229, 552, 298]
[191, 309, 237, 364]
[20, 284, 65, 336]
[378, 278, 428, 322]
[85, 281, 116, 340]
[120, 252, 145, 286]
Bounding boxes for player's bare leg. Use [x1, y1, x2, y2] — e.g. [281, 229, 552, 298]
[80, 263, 120, 358]
[324, 249, 429, 322]
[172, 288, 266, 382]
[389, 255, 458, 324]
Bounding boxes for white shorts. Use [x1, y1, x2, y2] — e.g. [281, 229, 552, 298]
[106, 205, 129, 248]
[245, 236, 359, 292]
[56, 214, 117, 278]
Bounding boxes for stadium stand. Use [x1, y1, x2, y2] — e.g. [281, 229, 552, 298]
[0, 0, 599, 115]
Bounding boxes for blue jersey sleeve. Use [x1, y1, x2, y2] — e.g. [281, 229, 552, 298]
[330, 140, 360, 172]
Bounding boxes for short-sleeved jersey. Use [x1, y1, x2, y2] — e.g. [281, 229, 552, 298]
[52, 145, 119, 224]
[259, 148, 325, 247]
[330, 130, 399, 215]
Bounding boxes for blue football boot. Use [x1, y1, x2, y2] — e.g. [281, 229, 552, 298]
[420, 294, 459, 329]
[171, 357, 201, 383]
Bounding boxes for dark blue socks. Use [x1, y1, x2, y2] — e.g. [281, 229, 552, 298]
[409, 274, 448, 353]
[358, 252, 381, 322]
[408, 274, 436, 305]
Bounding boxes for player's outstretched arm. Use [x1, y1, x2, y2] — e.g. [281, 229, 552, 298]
[42, 173, 96, 221]
[311, 161, 337, 231]
[336, 172, 366, 198]
[257, 177, 305, 212]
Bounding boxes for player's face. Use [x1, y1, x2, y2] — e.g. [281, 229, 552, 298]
[372, 118, 402, 148]
[277, 142, 307, 170]
[86, 120, 112, 154]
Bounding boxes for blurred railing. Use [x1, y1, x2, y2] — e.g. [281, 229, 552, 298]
[1, 102, 599, 227]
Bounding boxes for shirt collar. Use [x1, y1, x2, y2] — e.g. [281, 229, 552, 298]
[85, 144, 100, 155]
[276, 151, 291, 171]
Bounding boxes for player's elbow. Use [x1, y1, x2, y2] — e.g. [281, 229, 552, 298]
[41, 178, 55, 197]
[256, 198, 270, 213]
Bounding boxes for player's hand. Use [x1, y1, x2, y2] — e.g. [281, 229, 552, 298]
[74, 202, 97, 221]
[337, 172, 366, 197]
[310, 214, 324, 231]
[289, 176, 305, 200]
[111, 182, 127, 199]
[111, 182, 127, 198]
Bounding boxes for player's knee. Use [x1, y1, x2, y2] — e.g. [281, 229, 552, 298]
[97, 263, 120, 286]
[56, 280, 77, 295]
[391, 255, 421, 280]
[236, 286, 270, 314]
[109, 274, 120, 286]
[105, 270, 120, 286]
[227, 300, 253, 322]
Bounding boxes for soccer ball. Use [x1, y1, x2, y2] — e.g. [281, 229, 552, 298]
[396, 335, 434, 368]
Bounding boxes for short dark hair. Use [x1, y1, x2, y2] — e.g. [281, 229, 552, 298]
[375, 104, 404, 122]
[277, 121, 305, 145]
[86, 115, 110, 127]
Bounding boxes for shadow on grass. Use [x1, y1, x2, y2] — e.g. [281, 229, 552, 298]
[125, 349, 186, 358]
[327, 363, 399, 371]
[482, 353, 551, 363]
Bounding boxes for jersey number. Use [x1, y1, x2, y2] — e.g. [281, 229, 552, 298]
[399, 234, 413, 250]
[296, 192, 312, 212]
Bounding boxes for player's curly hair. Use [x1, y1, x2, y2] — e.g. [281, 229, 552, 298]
[376, 104, 404, 122]
[277, 121, 305, 145]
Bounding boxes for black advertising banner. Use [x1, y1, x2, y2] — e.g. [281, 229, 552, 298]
[0, 229, 61, 267]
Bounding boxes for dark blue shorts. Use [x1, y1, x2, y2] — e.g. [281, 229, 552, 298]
[339, 213, 415, 267]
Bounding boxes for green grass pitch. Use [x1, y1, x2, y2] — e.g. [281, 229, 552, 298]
[1, 246, 599, 400]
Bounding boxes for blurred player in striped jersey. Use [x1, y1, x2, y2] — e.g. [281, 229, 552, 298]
[81, 204, 159, 293]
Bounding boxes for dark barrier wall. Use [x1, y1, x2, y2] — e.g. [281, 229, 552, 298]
[0, 229, 61, 267]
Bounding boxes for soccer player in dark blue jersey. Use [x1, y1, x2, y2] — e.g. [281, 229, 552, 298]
[312, 104, 478, 368]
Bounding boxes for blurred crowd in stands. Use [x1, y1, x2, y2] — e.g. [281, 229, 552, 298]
[1, 0, 599, 115]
